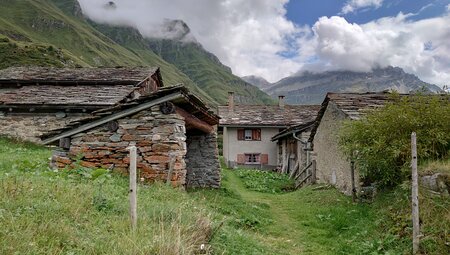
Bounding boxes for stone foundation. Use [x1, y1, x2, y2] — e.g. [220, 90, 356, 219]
[185, 132, 221, 188]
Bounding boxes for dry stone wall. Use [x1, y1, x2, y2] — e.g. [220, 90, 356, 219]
[52, 106, 189, 187]
[0, 112, 87, 142]
[312, 102, 360, 195]
[185, 132, 221, 188]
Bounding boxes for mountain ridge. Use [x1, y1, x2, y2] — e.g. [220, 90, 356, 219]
[244, 66, 442, 105]
[0, 0, 273, 106]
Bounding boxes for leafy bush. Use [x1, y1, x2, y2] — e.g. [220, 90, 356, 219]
[339, 93, 450, 187]
[235, 169, 294, 193]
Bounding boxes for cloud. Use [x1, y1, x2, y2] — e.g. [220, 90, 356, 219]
[298, 14, 450, 85]
[77, 0, 301, 82]
[341, 0, 384, 14]
[78, 1, 449, 86]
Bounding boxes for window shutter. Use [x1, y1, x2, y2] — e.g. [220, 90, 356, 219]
[252, 129, 261, 141]
[237, 129, 245, 140]
[237, 154, 245, 164]
[261, 154, 269, 165]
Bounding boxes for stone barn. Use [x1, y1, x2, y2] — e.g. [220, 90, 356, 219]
[0, 67, 221, 188]
[308, 92, 394, 195]
[0, 67, 164, 142]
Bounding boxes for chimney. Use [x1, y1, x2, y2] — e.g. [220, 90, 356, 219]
[228, 92, 235, 112]
[278, 95, 285, 109]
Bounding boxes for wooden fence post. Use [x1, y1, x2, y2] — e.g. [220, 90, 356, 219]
[311, 160, 316, 184]
[350, 160, 356, 202]
[128, 142, 137, 230]
[411, 132, 420, 254]
[166, 153, 176, 186]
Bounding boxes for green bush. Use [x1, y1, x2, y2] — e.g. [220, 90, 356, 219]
[339, 93, 450, 187]
[235, 169, 294, 193]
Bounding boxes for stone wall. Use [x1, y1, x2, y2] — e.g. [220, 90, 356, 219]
[185, 132, 221, 188]
[0, 112, 87, 143]
[52, 106, 189, 187]
[312, 102, 360, 195]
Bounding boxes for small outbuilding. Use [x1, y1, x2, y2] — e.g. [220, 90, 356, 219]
[0, 67, 221, 188]
[308, 92, 394, 194]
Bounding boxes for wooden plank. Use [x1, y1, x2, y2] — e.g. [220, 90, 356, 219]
[411, 132, 420, 254]
[128, 143, 137, 230]
[166, 153, 176, 186]
[311, 160, 316, 184]
[42, 92, 182, 144]
[175, 107, 214, 133]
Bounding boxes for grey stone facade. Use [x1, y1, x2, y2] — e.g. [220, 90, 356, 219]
[312, 102, 360, 195]
[52, 106, 221, 189]
[0, 113, 88, 143]
[185, 132, 221, 188]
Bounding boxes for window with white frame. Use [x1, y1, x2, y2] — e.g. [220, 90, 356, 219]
[245, 153, 261, 164]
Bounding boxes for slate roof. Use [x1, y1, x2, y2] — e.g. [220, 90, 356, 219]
[42, 85, 220, 143]
[0, 67, 161, 109]
[308, 91, 403, 145]
[325, 92, 394, 120]
[218, 105, 320, 127]
[271, 121, 315, 141]
[0, 66, 158, 84]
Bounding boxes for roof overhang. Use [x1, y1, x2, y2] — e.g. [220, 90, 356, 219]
[271, 121, 315, 141]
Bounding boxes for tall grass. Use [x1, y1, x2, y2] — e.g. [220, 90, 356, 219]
[0, 138, 213, 255]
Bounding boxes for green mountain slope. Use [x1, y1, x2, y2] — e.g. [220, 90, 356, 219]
[0, 0, 217, 105]
[91, 19, 274, 105]
[0, 0, 273, 106]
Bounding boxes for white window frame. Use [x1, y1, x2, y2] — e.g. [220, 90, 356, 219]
[244, 129, 253, 141]
[244, 153, 261, 165]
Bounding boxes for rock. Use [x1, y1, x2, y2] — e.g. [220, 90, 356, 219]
[109, 133, 121, 142]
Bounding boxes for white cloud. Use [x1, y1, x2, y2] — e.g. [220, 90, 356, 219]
[299, 14, 450, 85]
[78, 1, 449, 86]
[341, 0, 384, 14]
[77, 0, 301, 82]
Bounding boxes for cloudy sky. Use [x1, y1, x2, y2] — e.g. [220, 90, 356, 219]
[79, 0, 450, 86]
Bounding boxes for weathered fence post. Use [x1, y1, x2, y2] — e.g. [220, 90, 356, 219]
[411, 132, 420, 254]
[128, 142, 137, 230]
[166, 153, 176, 186]
[311, 160, 316, 184]
[350, 160, 356, 202]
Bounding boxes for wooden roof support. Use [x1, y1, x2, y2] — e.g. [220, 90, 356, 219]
[175, 106, 214, 134]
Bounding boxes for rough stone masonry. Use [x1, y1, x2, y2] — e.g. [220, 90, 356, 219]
[52, 105, 221, 188]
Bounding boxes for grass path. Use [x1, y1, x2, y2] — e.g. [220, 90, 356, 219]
[224, 170, 317, 254]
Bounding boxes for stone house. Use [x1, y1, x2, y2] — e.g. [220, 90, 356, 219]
[308, 92, 395, 194]
[0, 67, 221, 188]
[0, 67, 164, 142]
[218, 92, 320, 169]
[271, 121, 315, 178]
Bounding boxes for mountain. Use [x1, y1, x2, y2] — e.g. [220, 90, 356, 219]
[267, 67, 442, 105]
[0, 0, 272, 106]
[241, 75, 272, 91]
[93, 19, 273, 105]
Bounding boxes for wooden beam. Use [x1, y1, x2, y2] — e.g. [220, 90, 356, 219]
[175, 107, 214, 134]
[42, 92, 183, 145]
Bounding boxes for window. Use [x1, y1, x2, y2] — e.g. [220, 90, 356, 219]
[245, 153, 261, 164]
[237, 128, 261, 141]
[244, 129, 252, 140]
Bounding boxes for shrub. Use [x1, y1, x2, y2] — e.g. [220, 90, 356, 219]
[339, 93, 450, 187]
[235, 169, 294, 193]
